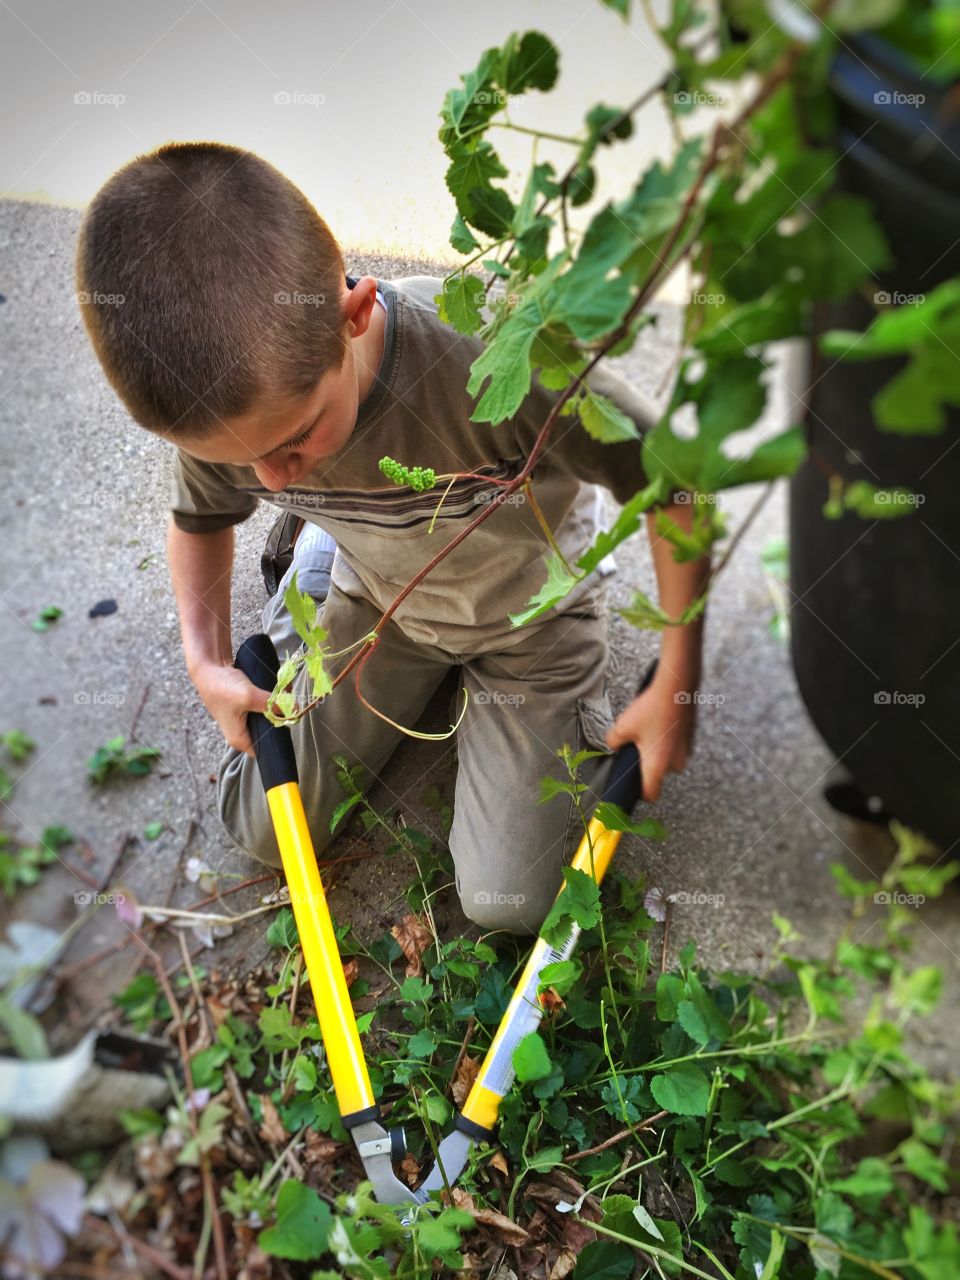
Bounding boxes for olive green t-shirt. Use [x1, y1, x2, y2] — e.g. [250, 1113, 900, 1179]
[169, 274, 662, 653]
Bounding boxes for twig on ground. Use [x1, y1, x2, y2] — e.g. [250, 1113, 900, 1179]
[566, 1112, 668, 1164]
[128, 933, 229, 1280]
[128, 683, 151, 742]
[83, 1213, 191, 1280]
[176, 931, 267, 1162]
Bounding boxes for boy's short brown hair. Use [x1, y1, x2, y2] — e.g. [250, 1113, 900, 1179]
[75, 141, 347, 441]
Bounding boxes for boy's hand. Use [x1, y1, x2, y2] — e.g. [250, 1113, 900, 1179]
[191, 660, 272, 757]
[604, 670, 697, 803]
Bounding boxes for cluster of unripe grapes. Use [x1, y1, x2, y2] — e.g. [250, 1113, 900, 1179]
[378, 456, 437, 492]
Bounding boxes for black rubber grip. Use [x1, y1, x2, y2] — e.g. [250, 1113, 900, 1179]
[454, 1112, 497, 1143]
[599, 658, 658, 814]
[340, 1103, 382, 1130]
[235, 634, 299, 791]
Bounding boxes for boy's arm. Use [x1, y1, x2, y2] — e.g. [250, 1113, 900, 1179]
[167, 518, 269, 756]
[605, 501, 711, 803]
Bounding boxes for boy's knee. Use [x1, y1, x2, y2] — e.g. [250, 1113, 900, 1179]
[456, 874, 556, 937]
[215, 745, 335, 871]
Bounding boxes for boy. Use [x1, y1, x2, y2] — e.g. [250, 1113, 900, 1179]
[76, 141, 708, 935]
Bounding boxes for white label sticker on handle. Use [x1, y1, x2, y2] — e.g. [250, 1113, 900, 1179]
[476, 927, 580, 1099]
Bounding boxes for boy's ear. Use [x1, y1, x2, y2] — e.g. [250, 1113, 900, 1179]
[342, 275, 379, 339]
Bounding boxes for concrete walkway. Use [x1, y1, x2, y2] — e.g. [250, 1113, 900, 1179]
[1, 198, 956, 1071]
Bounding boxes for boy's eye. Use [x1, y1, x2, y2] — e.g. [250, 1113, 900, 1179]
[278, 429, 312, 452]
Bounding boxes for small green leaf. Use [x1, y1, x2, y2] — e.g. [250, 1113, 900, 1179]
[571, 1239, 636, 1279]
[513, 1031, 553, 1082]
[438, 273, 487, 335]
[266, 908, 299, 949]
[509, 550, 580, 627]
[1, 730, 35, 762]
[31, 605, 63, 631]
[258, 1180, 332, 1260]
[650, 1063, 710, 1116]
[830, 1156, 894, 1199]
[329, 793, 362, 834]
[595, 802, 666, 839]
[423, 1092, 452, 1124]
[119, 1107, 165, 1138]
[527, 1144, 564, 1172]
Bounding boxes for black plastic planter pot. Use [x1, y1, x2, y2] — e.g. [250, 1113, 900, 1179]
[789, 32, 960, 848]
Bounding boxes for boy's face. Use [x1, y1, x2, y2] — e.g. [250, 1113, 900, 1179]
[175, 277, 381, 492]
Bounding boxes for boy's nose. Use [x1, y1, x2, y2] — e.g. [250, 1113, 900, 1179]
[253, 458, 292, 491]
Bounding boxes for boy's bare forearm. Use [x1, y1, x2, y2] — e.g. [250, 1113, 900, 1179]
[166, 517, 236, 676]
[646, 504, 710, 688]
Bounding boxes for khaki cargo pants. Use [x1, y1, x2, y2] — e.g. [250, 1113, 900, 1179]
[216, 557, 617, 936]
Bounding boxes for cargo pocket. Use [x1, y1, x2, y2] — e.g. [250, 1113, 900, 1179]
[576, 692, 615, 756]
[561, 693, 616, 860]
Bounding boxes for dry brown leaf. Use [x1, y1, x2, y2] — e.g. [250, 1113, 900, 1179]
[538, 987, 566, 1014]
[390, 912, 434, 977]
[205, 993, 230, 1027]
[342, 957, 359, 987]
[525, 1180, 569, 1207]
[302, 1129, 342, 1166]
[526, 1179, 602, 1241]
[451, 1054, 481, 1107]
[560, 1216, 599, 1250]
[134, 1132, 180, 1182]
[400, 1153, 421, 1186]
[236, 1241, 274, 1280]
[473, 1206, 530, 1246]
[548, 1248, 578, 1279]
[515, 1245, 548, 1277]
[488, 1148, 509, 1176]
[257, 1094, 286, 1146]
[525, 1208, 551, 1243]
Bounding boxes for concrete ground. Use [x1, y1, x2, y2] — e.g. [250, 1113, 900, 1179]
[1, 197, 957, 1072]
